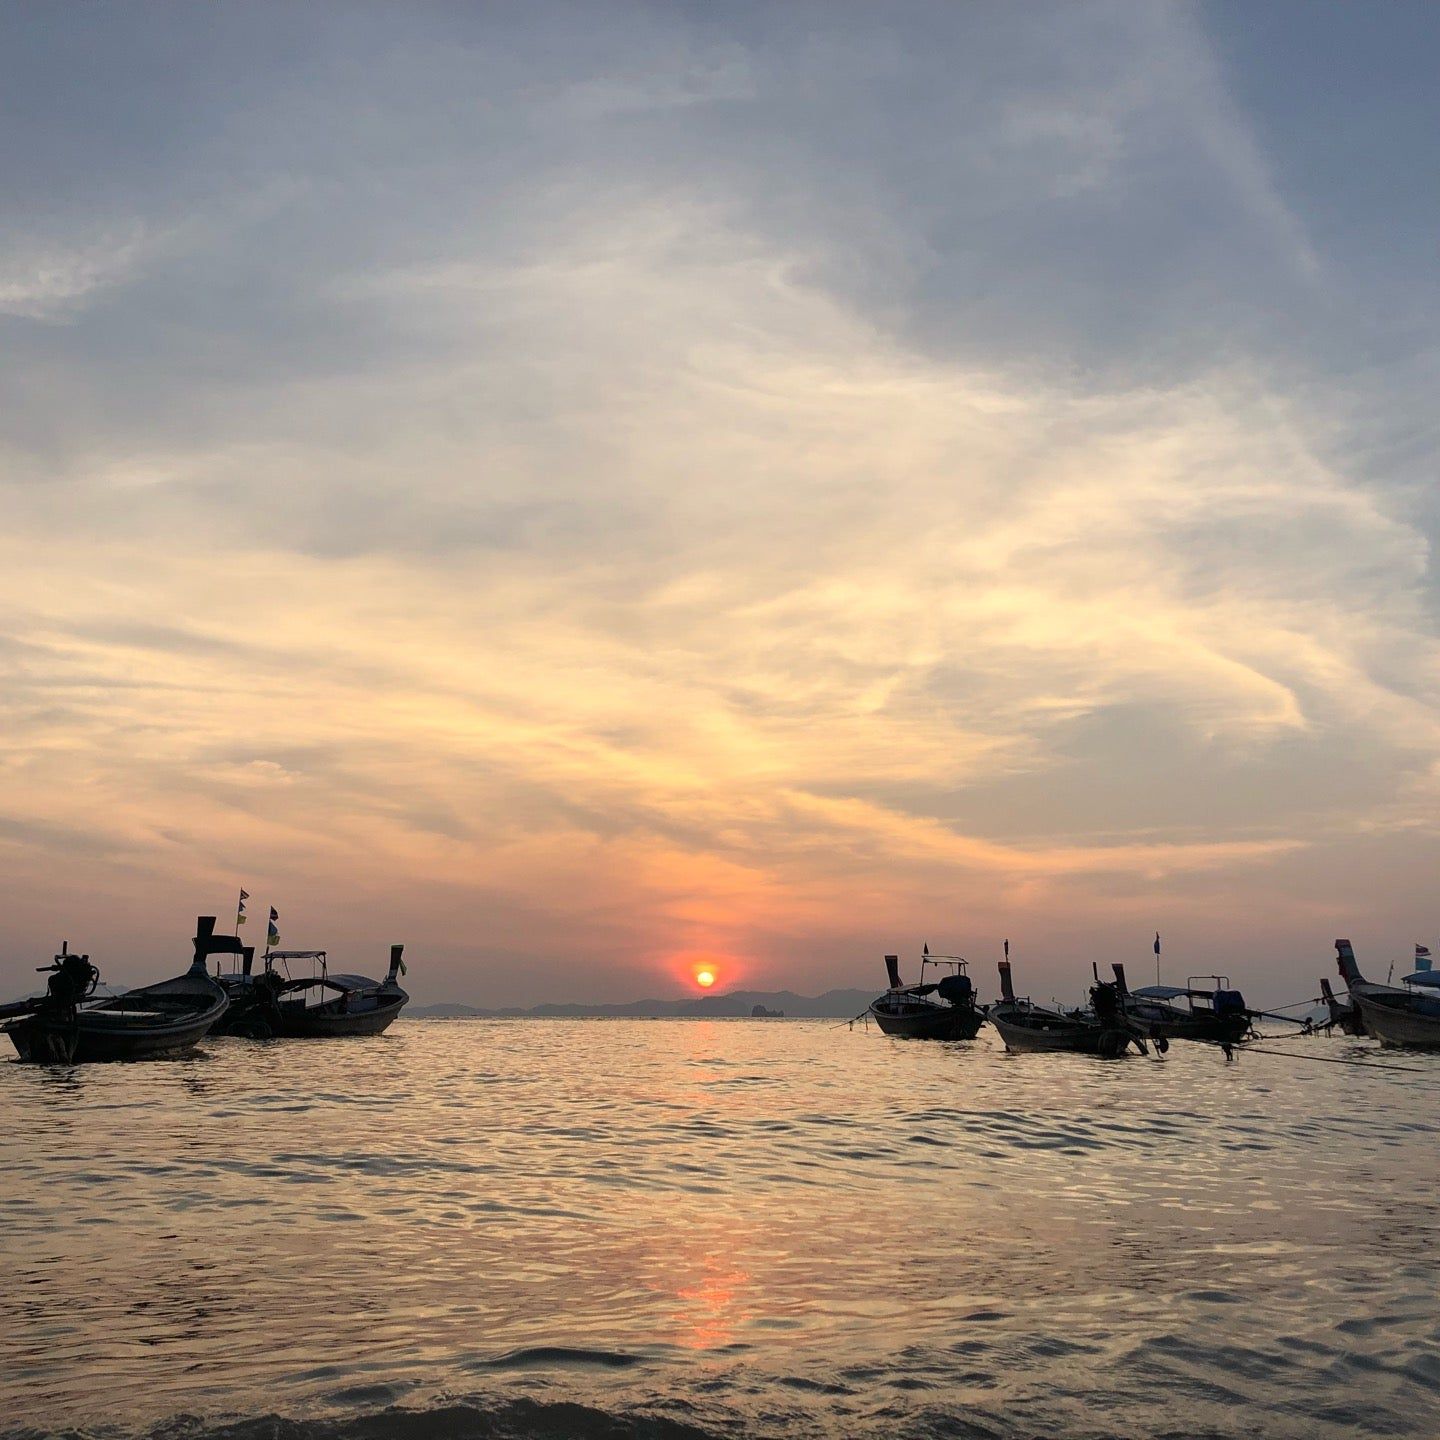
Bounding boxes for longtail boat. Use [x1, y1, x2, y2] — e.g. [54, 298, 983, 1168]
[867, 950, 984, 1040]
[256, 945, 409, 1037]
[1334, 937, 1416, 1042]
[987, 960, 1146, 1057]
[1, 935, 228, 1064]
[1109, 964, 1252, 1048]
[1337, 938, 1440, 1048]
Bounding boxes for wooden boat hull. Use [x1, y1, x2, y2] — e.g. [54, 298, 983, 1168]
[210, 983, 280, 1039]
[7, 1010, 224, 1063]
[271, 995, 407, 1038]
[869, 1002, 984, 1040]
[5, 971, 228, 1064]
[1353, 993, 1440, 1048]
[213, 967, 409, 1039]
[990, 1008, 1134, 1056]
[1119, 1002, 1249, 1046]
[210, 1000, 276, 1039]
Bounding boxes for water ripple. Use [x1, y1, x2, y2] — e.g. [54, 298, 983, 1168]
[3, 1020, 1439, 1438]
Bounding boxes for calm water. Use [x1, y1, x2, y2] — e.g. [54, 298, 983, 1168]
[3, 1019, 1438, 1439]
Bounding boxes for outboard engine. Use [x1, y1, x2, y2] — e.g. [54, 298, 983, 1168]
[43, 943, 99, 1012]
[937, 973, 973, 1007]
[1213, 988, 1246, 1017]
[1091, 979, 1120, 1024]
[1091, 979, 1147, 1057]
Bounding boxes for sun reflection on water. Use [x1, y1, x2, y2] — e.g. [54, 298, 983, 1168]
[2, 1021, 1438, 1439]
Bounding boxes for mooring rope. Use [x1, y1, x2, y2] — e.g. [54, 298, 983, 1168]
[1257, 993, 1329, 1013]
[1236, 1043, 1428, 1074]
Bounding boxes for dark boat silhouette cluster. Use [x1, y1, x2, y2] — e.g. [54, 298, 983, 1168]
[2, 914, 409, 1064]
[863, 931, 1440, 1058]
[9, 917, 1439, 1067]
[863, 940, 1309, 1058]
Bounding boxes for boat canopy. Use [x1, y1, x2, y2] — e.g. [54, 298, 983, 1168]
[1404, 971, 1440, 989]
[313, 972, 383, 992]
[1131, 984, 1193, 1000]
[268, 950, 327, 962]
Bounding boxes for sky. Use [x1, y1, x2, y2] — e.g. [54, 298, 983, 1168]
[2, 2, 1439, 1007]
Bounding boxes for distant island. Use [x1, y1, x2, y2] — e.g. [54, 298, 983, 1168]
[408, 987, 872, 1020]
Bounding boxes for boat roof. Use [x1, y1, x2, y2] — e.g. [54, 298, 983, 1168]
[920, 953, 968, 970]
[1130, 984, 1192, 1000]
[306, 972, 382, 992]
[268, 950, 327, 961]
[1404, 971, 1440, 989]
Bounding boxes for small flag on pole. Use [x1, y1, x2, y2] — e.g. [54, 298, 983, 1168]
[267, 907, 280, 948]
[923, 942, 929, 957]
[1154, 932, 1161, 956]
[1004, 938, 1009, 959]
[1416, 944, 1432, 972]
[236, 888, 249, 926]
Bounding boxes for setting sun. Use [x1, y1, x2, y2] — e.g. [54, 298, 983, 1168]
[672, 952, 739, 994]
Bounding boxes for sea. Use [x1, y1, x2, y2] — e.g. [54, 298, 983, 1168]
[3, 1018, 1438, 1440]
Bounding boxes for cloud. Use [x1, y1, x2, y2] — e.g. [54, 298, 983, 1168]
[0, 2, 1436, 1000]
[0, 226, 155, 320]
[1, 255, 1432, 996]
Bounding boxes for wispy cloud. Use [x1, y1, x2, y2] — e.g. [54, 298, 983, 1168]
[0, 226, 155, 320]
[0, 3, 1436, 1000]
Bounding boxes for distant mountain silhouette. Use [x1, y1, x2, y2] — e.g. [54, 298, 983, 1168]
[409, 987, 875, 1020]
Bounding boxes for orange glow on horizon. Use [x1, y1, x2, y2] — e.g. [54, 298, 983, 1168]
[659, 950, 743, 996]
[668, 952, 738, 992]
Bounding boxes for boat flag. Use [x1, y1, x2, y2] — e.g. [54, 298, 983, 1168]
[236, 889, 249, 927]
[1004, 938, 1009, 959]
[267, 907, 280, 948]
[923, 942, 929, 957]
[1416, 944, 1432, 972]
[1154, 932, 1161, 956]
